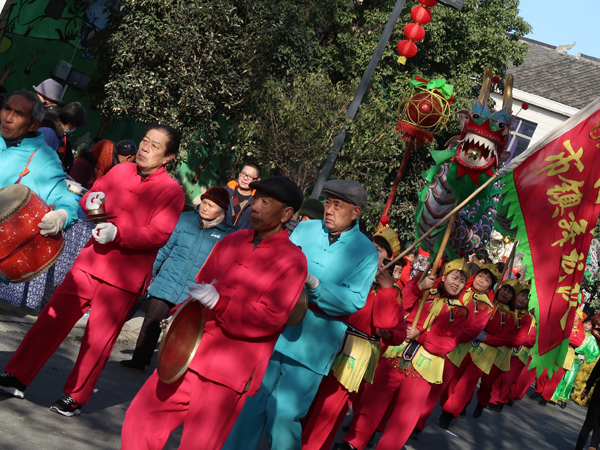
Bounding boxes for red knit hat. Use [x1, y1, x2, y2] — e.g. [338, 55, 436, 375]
[201, 186, 229, 212]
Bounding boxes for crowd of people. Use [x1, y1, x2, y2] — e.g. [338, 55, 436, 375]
[0, 82, 599, 450]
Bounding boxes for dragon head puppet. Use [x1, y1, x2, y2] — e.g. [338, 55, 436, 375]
[453, 67, 514, 184]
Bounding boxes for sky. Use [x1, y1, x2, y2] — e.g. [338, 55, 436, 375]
[517, 0, 600, 59]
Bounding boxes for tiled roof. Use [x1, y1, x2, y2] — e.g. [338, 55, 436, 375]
[508, 38, 600, 110]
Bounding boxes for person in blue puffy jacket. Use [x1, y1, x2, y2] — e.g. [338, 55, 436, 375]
[119, 186, 235, 372]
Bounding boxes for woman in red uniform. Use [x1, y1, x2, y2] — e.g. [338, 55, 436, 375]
[333, 258, 470, 450]
[439, 278, 520, 427]
[489, 284, 535, 410]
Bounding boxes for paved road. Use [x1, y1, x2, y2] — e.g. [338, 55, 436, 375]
[0, 327, 590, 449]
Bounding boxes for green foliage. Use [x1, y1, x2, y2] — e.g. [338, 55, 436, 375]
[90, 0, 320, 161]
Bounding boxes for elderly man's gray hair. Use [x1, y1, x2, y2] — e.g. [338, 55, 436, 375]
[8, 90, 45, 123]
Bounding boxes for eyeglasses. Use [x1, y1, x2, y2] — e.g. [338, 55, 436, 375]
[240, 170, 258, 181]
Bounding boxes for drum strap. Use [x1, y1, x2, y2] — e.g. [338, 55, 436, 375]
[0, 229, 41, 264]
[15, 147, 40, 185]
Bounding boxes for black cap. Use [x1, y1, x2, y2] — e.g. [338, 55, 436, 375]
[249, 176, 304, 212]
[116, 139, 137, 156]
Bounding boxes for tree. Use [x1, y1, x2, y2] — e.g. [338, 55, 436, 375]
[233, 0, 531, 240]
[90, 0, 321, 160]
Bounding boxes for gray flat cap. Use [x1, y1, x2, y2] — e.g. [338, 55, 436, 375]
[322, 179, 368, 208]
[33, 79, 63, 104]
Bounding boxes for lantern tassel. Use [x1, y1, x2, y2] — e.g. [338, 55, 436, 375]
[398, 56, 407, 65]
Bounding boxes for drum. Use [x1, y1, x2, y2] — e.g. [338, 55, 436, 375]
[286, 288, 308, 327]
[0, 184, 64, 283]
[157, 299, 205, 384]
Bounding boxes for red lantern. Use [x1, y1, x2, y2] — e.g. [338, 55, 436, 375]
[411, 6, 433, 25]
[404, 23, 425, 42]
[419, 0, 438, 6]
[397, 40, 418, 59]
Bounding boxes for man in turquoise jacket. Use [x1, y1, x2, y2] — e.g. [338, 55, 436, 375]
[223, 179, 379, 450]
[0, 91, 78, 232]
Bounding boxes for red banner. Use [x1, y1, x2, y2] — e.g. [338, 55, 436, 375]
[510, 99, 600, 369]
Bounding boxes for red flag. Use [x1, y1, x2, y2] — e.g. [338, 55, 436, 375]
[502, 97, 600, 374]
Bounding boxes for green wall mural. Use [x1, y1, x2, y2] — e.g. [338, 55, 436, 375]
[0, 0, 231, 205]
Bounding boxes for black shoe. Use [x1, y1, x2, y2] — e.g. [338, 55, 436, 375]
[473, 402, 484, 418]
[494, 403, 504, 412]
[529, 392, 541, 400]
[118, 359, 145, 373]
[50, 394, 82, 417]
[0, 373, 26, 399]
[485, 403, 495, 410]
[558, 400, 567, 409]
[410, 428, 421, 441]
[439, 411, 453, 429]
[333, 443, 356, 450]
[341, 424, 350, 432]
[507, 399, 514, 407]
[538, 399, 547, 407]
[460, 406, 467, 416]
[366, 433, 377, 448]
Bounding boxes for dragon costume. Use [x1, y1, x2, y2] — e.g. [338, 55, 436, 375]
[414, 66, 514, 257]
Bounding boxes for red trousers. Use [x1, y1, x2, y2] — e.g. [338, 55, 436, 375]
[5, 268, 139, 404]
[535, 368, 566, 400]
[476, 365, 503, 406]
[301, 374, 362, 450]
[415, 356, 455, 432]
[514, 364, 537, 400]
[343, 358, 432, 450]
[490, 357, 524, 404]
[441, 353, 483, 418]
[121, 369, 246, 450]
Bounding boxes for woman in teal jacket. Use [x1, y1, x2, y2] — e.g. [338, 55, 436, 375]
[119, 187, 235, 372]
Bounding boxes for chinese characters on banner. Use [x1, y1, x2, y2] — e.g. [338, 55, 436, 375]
[510, 99, 600, 374]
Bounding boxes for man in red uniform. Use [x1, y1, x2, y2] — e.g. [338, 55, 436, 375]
[301, 225, 407, 450]
[0, 124, 184, 416]
[121, 176, 307, 450]
[334, 258, 470, 450]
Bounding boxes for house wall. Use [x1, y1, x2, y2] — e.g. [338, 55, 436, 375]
[490, 88, 579, 147]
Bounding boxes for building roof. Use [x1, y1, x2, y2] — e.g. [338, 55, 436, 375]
[508, 38, 600, 110]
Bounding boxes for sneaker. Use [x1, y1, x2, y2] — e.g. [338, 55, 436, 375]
[460, 406, 467, 416]
[558, 400, 567, 409]
[538, 399, 547, 407]
[0, 373, 26, 399]
[529, 392, 541, 400]
[410, 428, 421, 441]
[50, 394, 82, 417]
[118, 359, 145, 373]
[507, 399, 514, 407]
[494, 403, 504, 413]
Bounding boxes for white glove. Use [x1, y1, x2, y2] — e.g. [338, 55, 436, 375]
[38, 209, 68, 236]
[86, 191, 106, 211]
[578, 354, 586, 361]
[306, 272, 320, 290]
[188, 283, 220, 309]
[93, 222, 118, 244]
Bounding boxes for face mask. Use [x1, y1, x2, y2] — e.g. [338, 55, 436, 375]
[65, 128, 75, 135]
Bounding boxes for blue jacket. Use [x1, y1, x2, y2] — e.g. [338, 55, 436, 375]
[0, 132, 78, 228]
[148, 211, 235, 305]
[274, 219, 379, 375]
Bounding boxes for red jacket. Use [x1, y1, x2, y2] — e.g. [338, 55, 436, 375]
[483, 303, 518, 347]
[340, 286, 406, 346]
[77, 163, 184, 292]
[406, 280, 469, 357]
[189, 229, 307, 395]
[457, 276, 494, 343]
[570, 322, 586, 348]
[510, 311, 535, 347]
